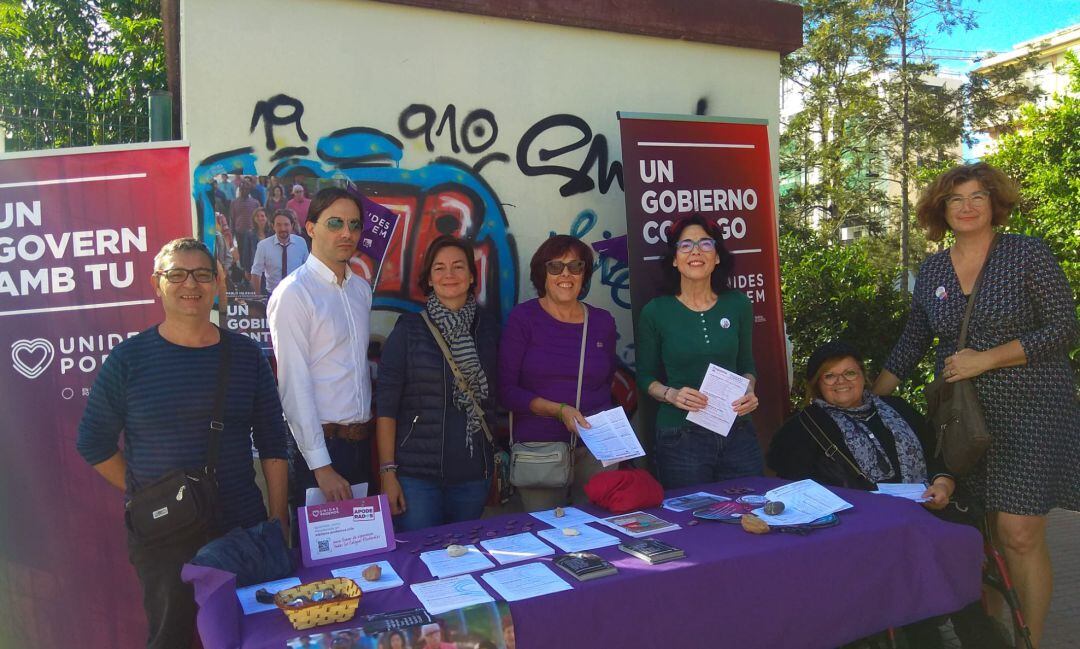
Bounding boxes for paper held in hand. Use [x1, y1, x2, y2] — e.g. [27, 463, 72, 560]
[685, 363, 750, 437]
[574, 406, 646, 467]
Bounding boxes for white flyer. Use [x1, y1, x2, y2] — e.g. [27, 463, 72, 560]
[536, 525, 621, 553]
[685, 363, 750, 437]
[873, 482, 930, 502]
[529, 506, 601, 529]
[410, 574, 495, 615]
[330, 560, 404, 592]
[751, 479, 853, 526]
[575, 406, 646, 467]
[480, 562, 573, 602]
[419, 544, 495, 579]
[480, 532, 556, 565]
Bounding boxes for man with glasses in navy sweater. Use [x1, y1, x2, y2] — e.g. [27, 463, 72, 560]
[77, 238, 290, 649]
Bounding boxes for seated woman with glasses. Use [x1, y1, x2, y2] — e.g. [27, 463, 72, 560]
[498, 234, 619, 512]
[637, 213, 762, 489]
[768, 340, 1007, 649]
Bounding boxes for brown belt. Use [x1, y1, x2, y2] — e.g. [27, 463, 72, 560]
[322, 421, 372, 442]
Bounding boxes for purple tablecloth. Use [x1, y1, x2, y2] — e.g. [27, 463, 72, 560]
[183, 477, 983, 649]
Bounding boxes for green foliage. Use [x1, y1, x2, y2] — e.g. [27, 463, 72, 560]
[985, 51, 1080, 367]
[0, 0, 164, 150]
[780, 229, 933, 408]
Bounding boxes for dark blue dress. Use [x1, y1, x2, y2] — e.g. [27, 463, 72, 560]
[886, 234, 1079, 515]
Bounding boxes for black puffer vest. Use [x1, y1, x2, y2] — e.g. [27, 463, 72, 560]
[390, 308, 499, 482]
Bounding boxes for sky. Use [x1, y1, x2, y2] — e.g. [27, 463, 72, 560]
[919, 0, 1080, 72]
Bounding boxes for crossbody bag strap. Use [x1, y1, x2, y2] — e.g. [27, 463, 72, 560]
[204, 329, 231, 478]
[798, 408, 872, 485]
[569, 305, 589, 451]
[420, 311, 495, 446]
[957, 233, 1000, 348]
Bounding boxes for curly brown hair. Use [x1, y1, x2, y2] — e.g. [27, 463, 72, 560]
[915, 162, 1019, 241]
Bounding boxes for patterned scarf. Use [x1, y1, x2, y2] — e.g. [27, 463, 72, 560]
[813, 391, 927, 484]
[425, 292, 489, 456]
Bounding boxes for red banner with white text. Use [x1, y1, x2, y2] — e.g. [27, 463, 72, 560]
[618, 113, 788, 442]
[0, 143, 191, 648]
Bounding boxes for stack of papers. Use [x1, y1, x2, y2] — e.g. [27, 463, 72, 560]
[529, 506, 600, 529]
[598, 511, 680, 538]
[536, 525, 621, 552]
[662, 491, 729, 512]
[751, 479, 853, 526]
[686, 364, 750, 437]
[410, 574, 494, 615]
[330, 560, 404, 592]
[480, 562, 572, 601]
[872, 482, 930, 502]
[480, 532, 556, 565]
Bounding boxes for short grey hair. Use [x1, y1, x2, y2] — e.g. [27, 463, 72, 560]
[153, 237, 216, 271]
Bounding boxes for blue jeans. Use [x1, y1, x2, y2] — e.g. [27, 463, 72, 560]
[655, 419, 764, 490]
[394, 476, 490, 532]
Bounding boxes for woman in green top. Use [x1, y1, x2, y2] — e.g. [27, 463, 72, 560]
[637, 214, 762, 489]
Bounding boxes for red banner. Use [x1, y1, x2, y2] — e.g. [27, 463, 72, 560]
[0, 144, 192, 648]
[617, 113, 788, 441]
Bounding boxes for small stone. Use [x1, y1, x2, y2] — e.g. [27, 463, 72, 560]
[554, 507, 565, 518]
[486, 531, 497, 537]
[741, 514, 770, 535]
[561, 527, 580, 536]
[446, 544, 468, 558]
[687, 520, 701, 527]
[361, 564, 382, 582]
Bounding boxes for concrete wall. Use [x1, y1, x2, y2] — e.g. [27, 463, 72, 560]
[182, 0, 782, 377]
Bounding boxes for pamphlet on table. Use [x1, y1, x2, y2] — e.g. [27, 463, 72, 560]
[480, 562, 573, 601]
[529, 506, 601, 529]
[410, 574, 495, 615]
[873, 482, 930, 502]
[419, 544, 495, 578]
[537, 524, 621, 552]
[598, 511, 680, 537]
[331, 560, 404, 592]
[662, 491, 730, 512]
[480, 532, 556, 565]
[552, 552, 618, 581]
[575, 406, 646, 467]
[686, 363, 750, 437]
[751, 479, 852, 526]
[298, 494, 396, 568]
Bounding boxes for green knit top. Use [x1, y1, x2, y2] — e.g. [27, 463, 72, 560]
[636, 292, 756, 429]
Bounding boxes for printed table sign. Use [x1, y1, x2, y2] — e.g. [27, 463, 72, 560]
[298, 494, 396, 568]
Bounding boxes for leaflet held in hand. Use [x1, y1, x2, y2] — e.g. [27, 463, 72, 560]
[685, 363, 749, 437]
[574, 406, 646, 467]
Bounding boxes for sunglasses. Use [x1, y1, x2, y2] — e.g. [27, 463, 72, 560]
[676, 238, 716, 254]
[155, 267, 216, 284]
[545, 260, 587, 275]
[322, 217, 363, 232]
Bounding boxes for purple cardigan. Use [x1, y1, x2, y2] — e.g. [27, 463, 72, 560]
[498, 299, 618, 443]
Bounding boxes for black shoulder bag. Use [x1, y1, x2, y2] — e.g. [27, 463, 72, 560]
[125, 332, 231, 546]
[925, 235, 998, 476]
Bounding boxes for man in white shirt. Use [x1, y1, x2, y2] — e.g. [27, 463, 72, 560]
[268, 187, 372, 506]
[250, 210, 309, 296]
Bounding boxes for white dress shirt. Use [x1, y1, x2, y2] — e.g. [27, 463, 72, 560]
[250, 234, 309, 294]
[267, 254, 372, 470]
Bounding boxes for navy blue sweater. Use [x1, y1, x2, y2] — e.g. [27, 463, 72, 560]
[77, 326, 289, 532]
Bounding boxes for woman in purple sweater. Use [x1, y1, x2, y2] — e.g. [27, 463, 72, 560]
[499, 235, 619, 511]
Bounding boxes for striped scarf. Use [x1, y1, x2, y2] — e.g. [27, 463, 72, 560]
[814, 391, 928, 484]
[425, 292, 489, 456]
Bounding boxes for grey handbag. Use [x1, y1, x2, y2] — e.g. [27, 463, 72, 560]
[509, 305, 589, 489]
[925, 235, 997, 476]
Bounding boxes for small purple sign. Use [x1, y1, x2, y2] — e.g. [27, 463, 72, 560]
[297, 494, 397, 568]
[358, 196, 399, 265]
[591, 234, 629, 265]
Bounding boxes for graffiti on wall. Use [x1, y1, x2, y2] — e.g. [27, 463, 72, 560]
[192, 93, 641, 412]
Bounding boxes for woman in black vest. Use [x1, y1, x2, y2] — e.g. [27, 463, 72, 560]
[768, 340, 1008, 649]
[375, 235, 499, 531]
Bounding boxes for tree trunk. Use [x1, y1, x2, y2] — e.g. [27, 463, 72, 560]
[161, 0, 181, 139]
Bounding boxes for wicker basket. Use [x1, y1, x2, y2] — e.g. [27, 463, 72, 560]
[274, 578, 362, 630]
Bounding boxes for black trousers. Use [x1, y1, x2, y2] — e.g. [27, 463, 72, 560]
[127, 529, 208, 649]
[288, 435, 372, 544]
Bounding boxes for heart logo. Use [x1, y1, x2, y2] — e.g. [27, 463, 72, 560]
[11, 338, 55, 380]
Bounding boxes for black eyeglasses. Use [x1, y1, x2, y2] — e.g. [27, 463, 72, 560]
[155, 267, 216, 284]
[322, 217, 363, 232]
[545, 260, 587, 275]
